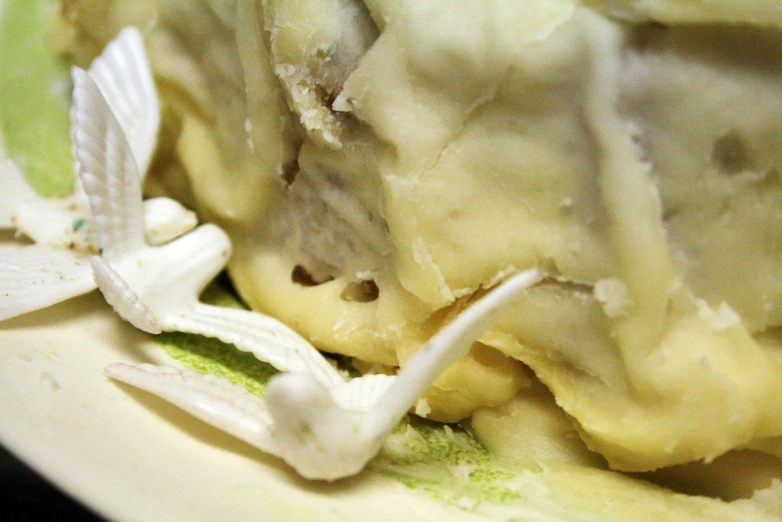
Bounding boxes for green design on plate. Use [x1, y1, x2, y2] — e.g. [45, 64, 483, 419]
[0, 0, 73, 196]
[371, 417, 539, 510]
[158, 332, 278, 398]
[159, 282, 278, 398]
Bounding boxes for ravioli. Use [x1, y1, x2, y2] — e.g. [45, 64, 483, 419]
[58, 0, 782, 474]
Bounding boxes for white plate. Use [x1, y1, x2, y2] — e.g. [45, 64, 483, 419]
[2, 2, 780, 520]
[0, 234, 482, 522]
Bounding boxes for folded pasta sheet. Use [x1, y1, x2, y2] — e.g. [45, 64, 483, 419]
[59, 0, 782, 475]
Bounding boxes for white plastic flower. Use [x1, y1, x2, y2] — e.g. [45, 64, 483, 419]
[71, 63, 351, 388]
[0, 28, 196, 321]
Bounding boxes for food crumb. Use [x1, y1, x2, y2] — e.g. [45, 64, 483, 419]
[415, 399, 432, 418]
[594, 278, 634, 318]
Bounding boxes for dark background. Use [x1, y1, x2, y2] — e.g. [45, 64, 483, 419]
[0, 443, 104, 521]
